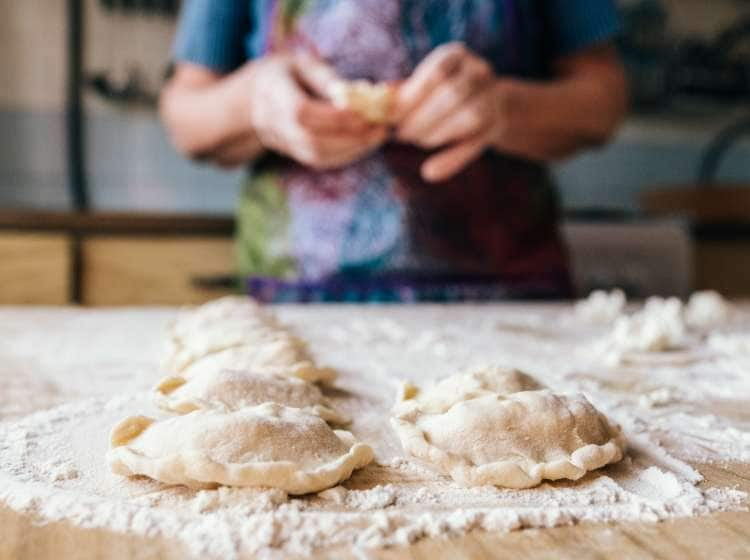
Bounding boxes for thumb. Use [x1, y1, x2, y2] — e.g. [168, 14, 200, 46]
[421, 133, 487, 183]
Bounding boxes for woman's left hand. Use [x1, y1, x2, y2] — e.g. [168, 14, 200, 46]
[394, 42, 504, 183]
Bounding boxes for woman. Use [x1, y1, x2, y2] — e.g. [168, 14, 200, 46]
[161, 0, 627, 302]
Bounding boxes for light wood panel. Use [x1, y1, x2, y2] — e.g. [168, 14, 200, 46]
[81, 236, 236, 305]
[0, 232, 70, 304]
[0, 504, 191, 560]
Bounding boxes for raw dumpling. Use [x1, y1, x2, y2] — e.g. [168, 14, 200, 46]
[108, 403, 373, 494]
[327, 79, 393, 123]
[178, 344, 336, 385]
[153, 369, 348, 424]
[163, 296, 336, 384]
[399, 367, 543, 413]
[391, 369, 625, 489]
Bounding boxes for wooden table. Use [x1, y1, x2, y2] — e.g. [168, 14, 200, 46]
[3, 462, 748, 560]
[0, 305, 748, 560]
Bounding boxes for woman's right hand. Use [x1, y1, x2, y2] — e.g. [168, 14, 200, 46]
[245, 54, 388, 170]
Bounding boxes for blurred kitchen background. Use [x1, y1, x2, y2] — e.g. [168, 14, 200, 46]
[2, 0, 750, 305]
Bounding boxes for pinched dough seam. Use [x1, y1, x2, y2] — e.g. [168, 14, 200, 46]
[187, 361, 337, 384]
[390, 416, 626, 490]
[162, 316, 286, 368]
[164, 341, 337, 385]
[161, 305, 337, 384]
[107, 433, 373, 495]
[288, 363, 338, 384]
[163, 330, 307, 373]
[152, 390, 349, 425]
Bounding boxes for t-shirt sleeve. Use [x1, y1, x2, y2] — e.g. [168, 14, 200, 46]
[172, 0, 251, 73]
[545, 0, 621, 56]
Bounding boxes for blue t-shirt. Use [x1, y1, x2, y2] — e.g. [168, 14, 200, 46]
[172, 1, 620, 302]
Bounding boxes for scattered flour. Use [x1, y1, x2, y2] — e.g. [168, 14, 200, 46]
[574, 289, 626, 324]
[708, 332, 750, 358]
[685, 291, 732, 330]
[0, 304, 748, 559]
[638, 387, 683, 408]
[607, 297, 687, 354]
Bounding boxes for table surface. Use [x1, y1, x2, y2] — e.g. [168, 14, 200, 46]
[0, 304, 748, 560]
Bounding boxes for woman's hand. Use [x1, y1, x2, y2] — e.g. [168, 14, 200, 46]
[161, 56, 387, 170]
[247, 54, 388, 169]
[394, 42, 501, 182]
[393, 42, 627, 183]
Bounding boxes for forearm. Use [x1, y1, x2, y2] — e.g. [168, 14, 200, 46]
[492, 70, 627, 162]
[160, 64, 264, 161]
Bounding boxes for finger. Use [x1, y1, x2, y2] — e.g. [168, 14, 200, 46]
[394, 42, 467, 121]
[296, 98, 374, 134]
[321, 131, 387, 168]
[293, 126, 388, 168]
[398, 59, 493, 143]
[419, 94, 488, 148]
[293, 54, 341, 98]
[212, 135, 260, 167]
[421, 133, 487, 182]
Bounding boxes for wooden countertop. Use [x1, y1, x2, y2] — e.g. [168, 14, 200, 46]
[0, 305, 748, 559]
[2, 463, 748, 559]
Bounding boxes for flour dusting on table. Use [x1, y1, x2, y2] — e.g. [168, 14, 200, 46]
[0, 304, 748, 558]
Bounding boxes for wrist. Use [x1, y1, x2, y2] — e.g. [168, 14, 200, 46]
[236, 61, 263, 131]
[488, 78, 522, 151]
[223, 62, 266, 156]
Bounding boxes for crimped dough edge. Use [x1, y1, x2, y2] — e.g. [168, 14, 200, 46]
[390, 406, 626, 490]
[151, 375, 348, 424]
[108, 423, 373, 495]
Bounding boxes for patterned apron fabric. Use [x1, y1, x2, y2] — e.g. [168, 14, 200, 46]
[237, 0, 572, 302]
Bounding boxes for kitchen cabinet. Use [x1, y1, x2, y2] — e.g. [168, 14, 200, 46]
[82, 236, 234, 305]
[0, 232, 71, 304]
[0, 211, 235, 306]
[2, 210, 750, 305]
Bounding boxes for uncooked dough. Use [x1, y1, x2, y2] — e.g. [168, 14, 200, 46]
[607, 296, 686, 353]
[177, 344, 337, 384]
[153, 369, 348, 424]
[108, 403, 373, 494]
[391, 368, 626, 489]
[398, 366, 542, 413]
[574, 289, 626, 324]
[685, 290, 730, 330]
[327, 79, 393, 123]
[163, 297, 336, 384]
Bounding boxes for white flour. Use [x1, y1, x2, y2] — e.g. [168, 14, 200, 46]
[0, 304, 749, 558]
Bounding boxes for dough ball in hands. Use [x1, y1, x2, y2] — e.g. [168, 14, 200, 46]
[108, 404, 373, 495]
[153, 369, 348, 424]
[391, 369, 626, 489]
[327, 79, 394, 123]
